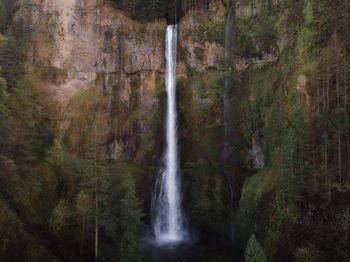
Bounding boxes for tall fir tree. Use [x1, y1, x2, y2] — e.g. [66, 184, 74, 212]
[101, 172, 144, 262]
[245, 234, 268, 262]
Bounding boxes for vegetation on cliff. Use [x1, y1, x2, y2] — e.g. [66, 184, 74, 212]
[236, 0, 349, 261]
[0, 0, 349, 261]
[0, 10, 145, 261]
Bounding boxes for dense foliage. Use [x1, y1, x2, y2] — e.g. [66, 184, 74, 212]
[0, 6, 144, 261]
[110, 0, 211, 22]
[236, 0, 350, 261]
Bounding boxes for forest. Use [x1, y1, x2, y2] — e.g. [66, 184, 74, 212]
[0, 0, 349, 261]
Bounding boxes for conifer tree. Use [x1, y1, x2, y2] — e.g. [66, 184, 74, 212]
[75, 190, 94, 255]
[83, 135, 109, 262]
[0, 21, 29, 89]
[0, 76, 8, 142]
[244, 234, 268, 262]
[101, 173, 144, 262]
[78, 110, 110, 262]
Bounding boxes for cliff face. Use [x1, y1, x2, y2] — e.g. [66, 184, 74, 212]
[15, 0, 227, 163]
[20, 0, 164, 101]
[15, 0, 275, 165]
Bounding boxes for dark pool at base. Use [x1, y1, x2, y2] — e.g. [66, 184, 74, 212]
[144, 231, 242, 262]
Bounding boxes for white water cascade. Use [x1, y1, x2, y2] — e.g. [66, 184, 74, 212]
[151, 24, 188, 245]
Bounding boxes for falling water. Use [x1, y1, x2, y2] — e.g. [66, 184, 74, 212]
[151, 24, 188, 245]
[223, 5, 237, 243]
[222, 5, 236, 163]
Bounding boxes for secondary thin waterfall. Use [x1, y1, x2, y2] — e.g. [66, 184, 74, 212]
[222, 5, 236, 163]
[151, 24, 187, 245]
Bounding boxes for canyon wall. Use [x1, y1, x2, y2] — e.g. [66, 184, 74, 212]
[15, 0, 228, 164]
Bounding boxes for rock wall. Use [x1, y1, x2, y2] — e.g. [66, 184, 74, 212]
[15, 0, 277, 164]
[18, 0, 165, 101]
[15, 0, 227, 164]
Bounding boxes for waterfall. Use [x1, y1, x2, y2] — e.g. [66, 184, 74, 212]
[222, 6, 237, 244]
[151, 24, 188, 245]
[222, 5, 237, 163]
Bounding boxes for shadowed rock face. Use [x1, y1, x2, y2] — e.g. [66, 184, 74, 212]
[110, 0, 211, 24]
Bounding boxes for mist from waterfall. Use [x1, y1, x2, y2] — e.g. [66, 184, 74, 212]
[150, 24, 188, 246]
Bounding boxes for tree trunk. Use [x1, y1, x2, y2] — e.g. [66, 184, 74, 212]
[80, 217, 85, 256]
[322, 72, 326, 108]
[327, 66, 330, 108]
[325, 143, 329, 194]
[95, 194, 98, 262]
[346, 0, 350, 37]
[344, 61, 350, 182]
[94, 125, 99, 262]
[335, 32, 342, 182]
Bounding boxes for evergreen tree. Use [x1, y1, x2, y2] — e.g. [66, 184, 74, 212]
[75, 190, 94, 255]
[5, 80, 56, 162]
[118, 173, 144, 262]
[49, 199, 71, 233]
[0, 0, 17, 33]
[101, 173, 144, 262]
[280, 129, 303, 204]
[303, 0, 314, 26]
[81, 134, 110, 262]
[0, 76, 8, 143]
[297, 0, 316, 72]
[245, 234, 268, 262]
[279, 103, 310, 204]
[47, 139, 64, 168]
[0, 20, 29, 89]
[264, 96, 286, 164]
